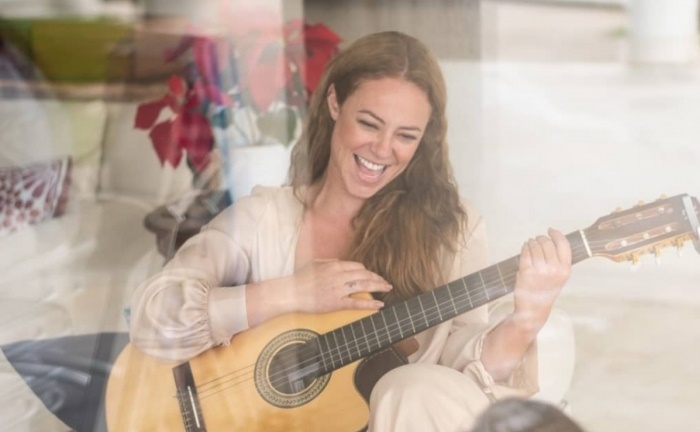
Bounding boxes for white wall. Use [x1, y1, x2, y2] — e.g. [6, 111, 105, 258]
[442, 60, 700, 302]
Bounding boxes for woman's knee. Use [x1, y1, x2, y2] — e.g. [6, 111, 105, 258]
[371, 364, 461, 401]
[369, 364, 490, 432]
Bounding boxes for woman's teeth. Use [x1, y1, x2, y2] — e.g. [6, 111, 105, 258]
[356, 155, 386, 172]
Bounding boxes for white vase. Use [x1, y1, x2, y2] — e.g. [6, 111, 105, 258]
[224, 143, 293, 201]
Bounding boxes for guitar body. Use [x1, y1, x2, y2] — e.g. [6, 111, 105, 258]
[106, 308, 405, 432]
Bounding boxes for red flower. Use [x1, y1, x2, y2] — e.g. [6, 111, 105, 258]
[223, 6, 341, 111]
[134, 75, 215, 172]
[285, 20, 342, 96]
[134, 8, 341, 173]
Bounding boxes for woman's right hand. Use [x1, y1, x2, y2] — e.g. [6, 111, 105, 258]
[289, 260, 392, 314]
[246, 260, 392, 327]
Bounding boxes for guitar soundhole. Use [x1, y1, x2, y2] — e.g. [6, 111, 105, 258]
[268, 343, 318, 394]
[255, 329, 330, 408]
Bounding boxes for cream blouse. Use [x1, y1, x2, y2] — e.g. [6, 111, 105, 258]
[129, 186, 538, 397]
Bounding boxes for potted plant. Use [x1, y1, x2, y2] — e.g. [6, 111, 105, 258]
[134, 6, 340, 257]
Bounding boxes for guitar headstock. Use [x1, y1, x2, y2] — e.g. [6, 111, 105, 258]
[583, 194, 700, 264]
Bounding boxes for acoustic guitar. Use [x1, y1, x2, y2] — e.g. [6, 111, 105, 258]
[105, 194, 699, 431]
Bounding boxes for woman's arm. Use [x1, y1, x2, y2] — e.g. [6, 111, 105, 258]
[481, 229, 571, 382]
[130, 200, 392, 362]
[129, 226, 254, 362]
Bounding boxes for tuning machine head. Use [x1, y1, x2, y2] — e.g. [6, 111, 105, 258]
[628, 253, 642, 271]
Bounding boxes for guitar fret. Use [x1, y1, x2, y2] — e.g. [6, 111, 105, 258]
[317, 337, 328, 372]
[341, 327, 352, 362]
[448, 283, 458, 316]
[360, 319, 371, 353]
[331, 331, 340, 364]
[432, 290, 443, 322]
[417, 296, 429, 328]
[371, 314, 383, 348]
[487, 265, 508, 295]
[380, 311, 389, 344]
[405, 301, 415, 334]
[371, 315, 381, 350]
[495, 263, 506, 293]
[479, 271, 490, 301]
[349, 322, 361, 358]
[461, 278, 473, 308]
[320, 335, 334, 370]
[392, 306, 404, 339]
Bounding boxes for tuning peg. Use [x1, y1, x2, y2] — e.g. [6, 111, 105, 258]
[629, 254, 641, 271]
[636, 200, 646, 207]
[654, 247, 662, 267]
[657, 194, 668, 201]
[674, 239, 686, 258]
[612, 207, 623, 214]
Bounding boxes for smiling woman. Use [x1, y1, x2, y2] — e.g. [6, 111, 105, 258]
[125, 31, 573, 432]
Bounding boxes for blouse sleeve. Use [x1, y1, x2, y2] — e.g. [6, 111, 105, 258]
[129, 192, 271, 362]
[438, 202, 539, 399]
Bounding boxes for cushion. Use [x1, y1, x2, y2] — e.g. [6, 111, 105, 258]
[0, 98, 106, 201]
[47, 100, 107, 200]
[0, 156, 71, 237]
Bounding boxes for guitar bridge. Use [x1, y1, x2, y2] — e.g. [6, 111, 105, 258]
[173, 362, 207, 432]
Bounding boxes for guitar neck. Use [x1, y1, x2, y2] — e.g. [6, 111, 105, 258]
[313, 230, 590, 374]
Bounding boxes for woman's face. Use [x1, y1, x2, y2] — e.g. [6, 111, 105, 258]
[325, 77, 432, 203]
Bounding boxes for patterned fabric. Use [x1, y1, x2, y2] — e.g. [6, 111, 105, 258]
[0, 157, 71, 237]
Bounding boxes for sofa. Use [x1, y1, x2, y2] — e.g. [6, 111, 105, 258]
[0, 77, 195, 430]
[0, 63, 575, 432]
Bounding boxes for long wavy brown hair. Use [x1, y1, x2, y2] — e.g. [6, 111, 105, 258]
[289, 31, 467, 301]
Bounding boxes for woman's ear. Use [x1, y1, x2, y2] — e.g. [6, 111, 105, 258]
[327, 84, 339, 120]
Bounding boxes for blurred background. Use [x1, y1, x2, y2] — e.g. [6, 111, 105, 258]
[0, 1, 698, 431]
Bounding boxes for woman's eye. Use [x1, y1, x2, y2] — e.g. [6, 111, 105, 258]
[399, 134, 417, 142]
[358, 120, 378, 129]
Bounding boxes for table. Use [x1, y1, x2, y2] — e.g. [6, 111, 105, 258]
[143, 190, 231, 260]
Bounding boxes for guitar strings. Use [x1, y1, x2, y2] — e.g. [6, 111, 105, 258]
[196, 271, 519, 399]
[196, 241, 594, 397]
[194, 273, 519, 397]
[250, 239, 593, 387]
[198, 234, 675, 397]
[267, 274, 520, 389]
[195, 241, 597, 398]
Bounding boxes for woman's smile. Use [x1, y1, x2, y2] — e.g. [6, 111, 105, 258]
[354, 154, 387, 181]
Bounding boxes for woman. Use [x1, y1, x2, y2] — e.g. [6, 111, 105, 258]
[130, 31, 572, 431]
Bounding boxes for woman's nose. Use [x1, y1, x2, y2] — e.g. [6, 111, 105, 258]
[370, 132, 392, 157]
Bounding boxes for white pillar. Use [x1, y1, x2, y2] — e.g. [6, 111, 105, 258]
[628, 0, 700, 64]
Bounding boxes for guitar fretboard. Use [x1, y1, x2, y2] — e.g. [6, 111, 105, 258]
[313, 231, 589, 374]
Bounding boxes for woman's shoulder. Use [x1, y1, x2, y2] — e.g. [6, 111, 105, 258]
[244, 185, 304, 218]
[207, 186, 301, 232]
[249, 185, 298, 205]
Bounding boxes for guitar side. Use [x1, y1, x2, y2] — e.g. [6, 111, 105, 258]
[106, 309, 376, 432]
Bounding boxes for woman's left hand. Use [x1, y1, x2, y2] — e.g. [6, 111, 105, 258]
[512, 228, 572, 333]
